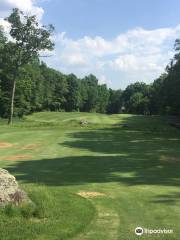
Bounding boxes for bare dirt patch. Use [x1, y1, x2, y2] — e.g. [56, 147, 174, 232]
[0, 142, 13, 149]
[20, 144, 40, 150]
[160, 155, 180, 163]
[77, 191, 106, 198]
[5, 154, 32, 161]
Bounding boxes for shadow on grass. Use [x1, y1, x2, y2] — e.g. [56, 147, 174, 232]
[6, 115, 180, 188]
[151, 192, 180, 204]
[6, 155, 180, 187]
[62, 129, 180, 155]
[152, 192, 180, 205]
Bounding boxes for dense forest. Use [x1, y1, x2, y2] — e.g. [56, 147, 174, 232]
[0, 9, 180, 121]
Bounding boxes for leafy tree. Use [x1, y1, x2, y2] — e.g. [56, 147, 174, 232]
[122, 82, 150, 114]
[2, 8, 54, 124]
[40, 64, 68, 111]
[150, 39, 180, 116]
[80, 74, 99, 112]
[149, 74, 166, 114]
[65, 74, 81, 111]
[107, 89, 123, 114]
[0, 30, 10, 117]
[129, 92, 150, 114]
[97, 84, 109, 113]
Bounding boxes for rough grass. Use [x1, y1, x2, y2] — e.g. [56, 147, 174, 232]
[0, 112, 180, 240]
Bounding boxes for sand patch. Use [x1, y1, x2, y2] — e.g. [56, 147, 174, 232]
[6, 154, 32, 161]
[0, 142, 13, 149]
[160, 155, 180, 163]
[20, 144, 40, 150]
[77, 191, 106, 198]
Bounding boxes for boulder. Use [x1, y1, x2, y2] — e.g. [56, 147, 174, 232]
[0, 168, 30, 206]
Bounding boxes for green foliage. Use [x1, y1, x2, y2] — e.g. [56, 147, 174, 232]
[80, 74, 99, 112]
[0, 8, 54, 124]
[122, 82, 150, 114]
[6, 8, 54, 65]
[97, 84, 110, 113]
[150, 40, 180, 116]
[65, 74, 81, 111]
[107, 89, 123, 114]
[40, 64, 68, 111]
[129, 92, 150, 114]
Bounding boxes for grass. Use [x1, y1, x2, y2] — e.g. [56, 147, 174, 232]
[0, 112, 180, 239]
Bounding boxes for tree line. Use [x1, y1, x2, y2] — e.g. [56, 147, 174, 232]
[0, 9, 180, 123]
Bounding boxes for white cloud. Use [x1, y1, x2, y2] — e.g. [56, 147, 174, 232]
[0, 0, 44, 22]
[45, 25, 180, 88]
[98, 74, 111, 85]
[61, 52, 87, 66]
[109, 54, 166, 72]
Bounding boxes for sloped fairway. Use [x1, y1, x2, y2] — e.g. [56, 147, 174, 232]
[24, 111, 124, 126]
[0, 113, 180, 240]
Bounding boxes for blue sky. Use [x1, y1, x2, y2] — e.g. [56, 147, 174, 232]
[39, 0, 180, 39]
[1, 0, 180, 89]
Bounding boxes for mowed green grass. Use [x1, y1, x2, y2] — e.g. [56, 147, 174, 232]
[0, 112, 180, 240]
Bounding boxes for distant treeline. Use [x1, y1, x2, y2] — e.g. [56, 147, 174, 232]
[0, 49, 180, 118]
[0, 11, 180, 118]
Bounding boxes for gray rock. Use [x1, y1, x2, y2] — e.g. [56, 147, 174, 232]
[80, 119, 88, 126]
[0, 168, 30, 206]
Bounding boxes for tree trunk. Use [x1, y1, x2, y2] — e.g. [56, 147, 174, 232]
[8, 76, 16, 125]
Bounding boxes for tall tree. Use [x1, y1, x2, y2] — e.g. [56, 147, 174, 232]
[122, 82, 150, 114]
[97, 84, 110, 113]
[65, 74, 81, 111]
[107, 89, 123, 114]
[2, 8, 54, 124]
[80, 74, 99, 112]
